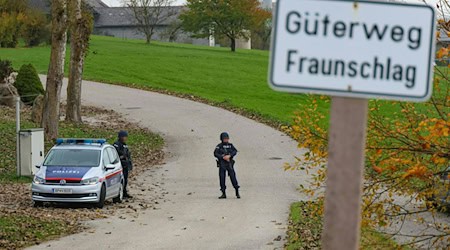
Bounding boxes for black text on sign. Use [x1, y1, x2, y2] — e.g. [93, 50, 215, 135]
[269, 0, 436, 101]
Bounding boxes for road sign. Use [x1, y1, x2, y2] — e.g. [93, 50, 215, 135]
[269, 0, 436, 101]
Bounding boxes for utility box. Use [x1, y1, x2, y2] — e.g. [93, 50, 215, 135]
[19, 128, 44, 176]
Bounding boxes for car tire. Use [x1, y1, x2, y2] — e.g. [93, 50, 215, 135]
[113, 181, 124, 203]
[96, 184, 106, 209]
[33, 201, 44, 207]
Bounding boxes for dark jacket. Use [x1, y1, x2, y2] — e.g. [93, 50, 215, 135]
[114, 140, 133, 170]
[214, 142, 237, 168]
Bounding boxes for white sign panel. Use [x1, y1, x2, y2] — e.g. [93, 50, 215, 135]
[269, 0, 436, 101]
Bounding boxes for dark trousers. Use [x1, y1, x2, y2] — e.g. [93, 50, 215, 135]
[123, 167, 129, 195]
[219, 164, 239, 191]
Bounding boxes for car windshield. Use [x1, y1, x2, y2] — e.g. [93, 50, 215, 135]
[43, 149, 101, 167]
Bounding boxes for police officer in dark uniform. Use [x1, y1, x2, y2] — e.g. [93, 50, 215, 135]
[214, 132, 240, 199]
[114, 130, 133, 199]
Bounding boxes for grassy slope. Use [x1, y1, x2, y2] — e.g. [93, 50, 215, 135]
[0, 36, 314, 124]
[0, 214, 74, 248]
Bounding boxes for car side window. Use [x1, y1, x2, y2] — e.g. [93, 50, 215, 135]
[102, 149, 111, 167]
[107, 147, 119, 164]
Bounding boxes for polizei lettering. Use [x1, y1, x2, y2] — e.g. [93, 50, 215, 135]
[283, 11, 423, 89]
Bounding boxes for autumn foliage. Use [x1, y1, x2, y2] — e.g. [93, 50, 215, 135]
[286, 1, 450, 247]
[181, 0, 268, 52]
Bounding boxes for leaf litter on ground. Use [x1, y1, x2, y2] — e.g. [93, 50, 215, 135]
[0, 105, 164, 249]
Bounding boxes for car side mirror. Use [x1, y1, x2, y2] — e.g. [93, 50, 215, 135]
[104, 164, 115, 171]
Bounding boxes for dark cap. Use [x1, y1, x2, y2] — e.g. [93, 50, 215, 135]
[118, 130, 128, 138]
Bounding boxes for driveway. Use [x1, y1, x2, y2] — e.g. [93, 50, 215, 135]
[31, 77, 306, 250]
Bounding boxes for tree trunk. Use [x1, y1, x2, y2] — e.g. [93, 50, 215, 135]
[230, 38, 236, 52]
[66, 0, 84, 123]
[146, 28, 154, 44]
[41, 0, 68, 139]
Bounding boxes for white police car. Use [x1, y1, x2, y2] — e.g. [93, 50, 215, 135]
[32, 139, 124, 208]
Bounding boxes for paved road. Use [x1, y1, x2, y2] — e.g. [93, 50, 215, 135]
[31, 77, 306, 250]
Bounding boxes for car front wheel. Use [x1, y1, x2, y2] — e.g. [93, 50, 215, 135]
[113, 181, 124, 203]
[96, 184, 106, 208]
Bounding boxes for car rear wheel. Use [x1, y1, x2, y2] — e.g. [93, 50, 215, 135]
[96, 184, 106, 208]
[113, 181, 124, 203]
[33, 201, 44, 207]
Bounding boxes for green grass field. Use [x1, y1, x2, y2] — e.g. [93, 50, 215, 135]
[0, 35, 314, 124]
[1, 35, 447, 125]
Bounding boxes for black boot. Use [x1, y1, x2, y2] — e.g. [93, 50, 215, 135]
[235, 189, 241, 199]
[219, 191, 227, 199]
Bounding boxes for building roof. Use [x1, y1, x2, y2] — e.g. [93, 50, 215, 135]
[85, 0, 109, 8]
[28, 0, 109, 14]
[28, 0, 50, 14]
[94, 6, 184, 28]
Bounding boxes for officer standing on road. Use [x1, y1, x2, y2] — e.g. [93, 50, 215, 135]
[114, 130, 133, 199]
[214, 132, 240, 199]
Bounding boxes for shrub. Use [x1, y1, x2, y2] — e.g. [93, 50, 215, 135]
[21, 10, 50, 47]
[14, 64, 44, 104]
[0, 12, 22, 48]
[0, 59, 14, 80]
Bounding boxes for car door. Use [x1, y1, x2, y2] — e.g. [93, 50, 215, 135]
[102, 148, 114, 198]
[105, 147, 122, 197]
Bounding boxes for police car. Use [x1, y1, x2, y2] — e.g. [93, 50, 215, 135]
[32, 139, 124, 208]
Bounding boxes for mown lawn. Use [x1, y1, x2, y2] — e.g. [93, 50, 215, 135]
[0, 35, 313, 124]
[1, 36, 446, 126]
[286, 201, 405, 250]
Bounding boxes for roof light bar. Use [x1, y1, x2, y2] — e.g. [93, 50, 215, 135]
[56, 138, 107, 145]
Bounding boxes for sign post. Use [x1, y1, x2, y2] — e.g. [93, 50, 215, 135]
[269, 0, 436, 249]
[323, 97, 368, 249]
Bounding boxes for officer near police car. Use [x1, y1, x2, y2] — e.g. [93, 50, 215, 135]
[114, 130, 133, 199]
[214, 132, 240, 199]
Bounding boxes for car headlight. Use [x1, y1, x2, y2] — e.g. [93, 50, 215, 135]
[33, 176, 45, 184]
[81, 177, 99, 185]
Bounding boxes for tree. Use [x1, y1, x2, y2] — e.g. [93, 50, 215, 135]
[161, 20, 182, 42]
[285, 7, 450, 248]
[41, 0, 68, 139]
[124, 0, 177, 44]
[66, 0, 93, 123]
[251, 8, 272, 50]
[180, 0, 263, 52]
[21, 10, 50, 47]
[0, 0, 47, 48]
[0, 0, 27, 13]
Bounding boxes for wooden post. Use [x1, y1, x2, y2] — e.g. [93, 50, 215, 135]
[322, 96, 368, 250]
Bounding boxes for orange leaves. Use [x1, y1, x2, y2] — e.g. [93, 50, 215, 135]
[402, 164, 429, 179]
[372, 165, 383, 174]
[436, 47, 449, 59]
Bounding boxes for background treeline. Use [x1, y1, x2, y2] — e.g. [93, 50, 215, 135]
[0, 0, 50, 48]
